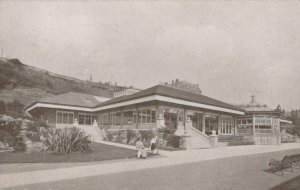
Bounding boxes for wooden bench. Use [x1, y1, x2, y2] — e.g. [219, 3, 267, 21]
[269, 156, 293, 175]
[288, 154, 300, 168]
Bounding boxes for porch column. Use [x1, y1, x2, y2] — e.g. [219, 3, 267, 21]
[234, 118, 237, 135]
[183, 108, 186, 131]
[120, 109, 123, 129]
[218, 116, 221, 135]
[202, 113, 206, 134]
[136, 106, 139, 129]
[156, 107, 165, 129]
[252, 115, 255, 135]
[175, 110, 185, 135]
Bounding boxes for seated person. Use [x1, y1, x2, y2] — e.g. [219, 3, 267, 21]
[150, 135, 158, 154]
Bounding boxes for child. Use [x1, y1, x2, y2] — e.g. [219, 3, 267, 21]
[135, 138, 145, 159]
[150, 135, 158, 154]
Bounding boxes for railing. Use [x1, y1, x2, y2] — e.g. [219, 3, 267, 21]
[255, 129, 272, 134]
[236, 129, 252, 134]
[236, 129, 273, 135]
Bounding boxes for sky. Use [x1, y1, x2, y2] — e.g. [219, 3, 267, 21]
[0, 1, 300, 110]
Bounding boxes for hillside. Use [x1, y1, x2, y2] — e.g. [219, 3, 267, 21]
[0, 57, 126, 117]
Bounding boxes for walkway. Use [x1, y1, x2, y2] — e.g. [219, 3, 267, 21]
[0, 143, 299, 188]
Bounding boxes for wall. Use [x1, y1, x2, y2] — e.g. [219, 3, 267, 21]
[43, 108, 57, 124]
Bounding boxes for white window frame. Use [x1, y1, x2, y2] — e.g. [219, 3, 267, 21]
[138, 106, 156, 124]
[219, 116, 233, 135]
[56, 110, 74, 124]
[78, 113, 97, 125]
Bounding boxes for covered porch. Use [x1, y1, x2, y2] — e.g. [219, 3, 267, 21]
[236, 115, 281, 144]
[96, 101, 238, 137]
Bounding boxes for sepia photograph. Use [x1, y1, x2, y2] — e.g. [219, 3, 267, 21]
[0, 0, 300, 189]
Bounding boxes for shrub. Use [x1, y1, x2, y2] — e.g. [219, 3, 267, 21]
[0, 118, 26, 151]
[27, 119, 50, 132]
[0, 130, 14, 146]
[27, 119, 50, 142]
[41, 127, 92, 153]
[126, 129, 135, 143]
[106, 131, 113, 141]
[158, 126, 176, 141]
[139, 130, 154, 141]
[227, 136, 255, 146]
[167, 135, 181, 148]
[218, 135, 236, 142]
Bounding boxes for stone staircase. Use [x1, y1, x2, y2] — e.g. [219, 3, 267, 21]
[186, 126, 211, 149]
[77, 125, 104, 142]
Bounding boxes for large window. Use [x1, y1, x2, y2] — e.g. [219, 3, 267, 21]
[236, 118, 253, 129]
[78, 113, 97, 125]
[254, 116, 272, 129]
[138, 107, 156, 124]
[255, 116, 272, 125]
[219, 116, 233, 134]
[56, 111, 74, 124]
[123, 110, 134, 124]
[110, 112, 121, 125]
[99, 113, 109, 125]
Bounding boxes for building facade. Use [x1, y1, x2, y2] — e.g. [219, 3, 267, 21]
[26, 85, 291, 148]
[235, 96, 291, 144]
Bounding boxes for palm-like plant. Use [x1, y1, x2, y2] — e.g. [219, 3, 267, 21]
[41, 127, 92, 153]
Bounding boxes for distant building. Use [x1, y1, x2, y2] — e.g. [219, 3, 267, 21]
[236, 95, 292, 144]
[162, 79, 202, 95]
[113, 88, 141, 98]
[290, 110, 300, 127]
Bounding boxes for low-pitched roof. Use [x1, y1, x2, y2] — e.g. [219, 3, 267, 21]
[95, 85, 240, 111]
[29, 92, 111, 108]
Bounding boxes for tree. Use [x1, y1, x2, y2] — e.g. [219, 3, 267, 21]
[0, 100, 5, 114]
[6, 99, 24, 116]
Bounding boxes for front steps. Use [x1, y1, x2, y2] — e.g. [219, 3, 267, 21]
[186, 126, 211, 149]
[77, 125, 104, 142]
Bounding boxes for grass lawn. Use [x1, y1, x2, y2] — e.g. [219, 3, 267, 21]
[271, 174, 300, 190]
[0, 143, 137, 163]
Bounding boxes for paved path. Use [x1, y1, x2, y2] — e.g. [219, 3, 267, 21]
[11, 148, 300, 190]
[0, 143, 299, 188]
[95, 140, 172, 155]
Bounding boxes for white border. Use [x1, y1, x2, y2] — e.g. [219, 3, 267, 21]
[26, 103, 93, 116]
[279, 119, 292, 124]
[26, 95, 244, 116]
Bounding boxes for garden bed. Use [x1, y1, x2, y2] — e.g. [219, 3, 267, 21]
[104, 128, 186, 151]
[0, 143, 137, 163]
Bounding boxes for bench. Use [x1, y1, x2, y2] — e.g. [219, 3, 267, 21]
[268, 156, 293, 175]
[287, 154, 300, 168]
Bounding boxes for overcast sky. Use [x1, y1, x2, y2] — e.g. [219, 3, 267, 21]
[0, 1, 300, 110]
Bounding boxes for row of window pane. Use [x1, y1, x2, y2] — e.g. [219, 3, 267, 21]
[78, 114, 97, 125]
[57, 112, 74, 124]
[237, 119, 253, 125]
[255, 117, 272, 125]
[219, 117, 233, 134]
[98, 109, 156, 125]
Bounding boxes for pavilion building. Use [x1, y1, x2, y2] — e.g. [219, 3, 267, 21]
[235, 96, 292, 145]
[26, 84, 245, 148]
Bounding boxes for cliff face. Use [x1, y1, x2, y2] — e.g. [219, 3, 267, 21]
[0, 58, 125, 116]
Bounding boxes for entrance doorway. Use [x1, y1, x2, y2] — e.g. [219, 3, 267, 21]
[164, 112, 177, 129]
[205, 114, 218, 135]
[188, 112, 203, 132]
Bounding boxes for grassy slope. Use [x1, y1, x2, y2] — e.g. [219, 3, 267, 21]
[0, 58, 126, 113]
